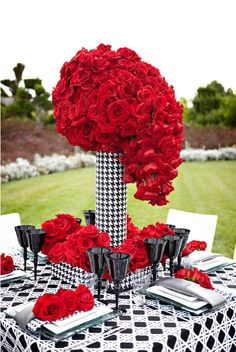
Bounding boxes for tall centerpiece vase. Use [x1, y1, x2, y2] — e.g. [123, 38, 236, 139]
[96, 152, 127, 247]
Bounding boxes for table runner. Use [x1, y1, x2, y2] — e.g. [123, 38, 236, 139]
[1, 263, 236, 352]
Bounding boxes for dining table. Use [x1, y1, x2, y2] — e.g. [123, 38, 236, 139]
[0, 253, 236, 352]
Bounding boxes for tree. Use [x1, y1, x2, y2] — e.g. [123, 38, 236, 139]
[1, 63, 53, 124]
[187, 81, 236, 127]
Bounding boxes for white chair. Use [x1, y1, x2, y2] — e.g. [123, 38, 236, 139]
[0, 213, 21, 252]
[166, 208, 218, 252]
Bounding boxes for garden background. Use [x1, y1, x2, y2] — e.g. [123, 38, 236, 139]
[1, 0, 236, 258]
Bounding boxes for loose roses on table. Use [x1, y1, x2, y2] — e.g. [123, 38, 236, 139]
[0, 253, 15, 275]
[52, 44, 183, 206]
[33, 284, 94, 321]
[182, 240, 207, 257]
[175, 267, 214, 290]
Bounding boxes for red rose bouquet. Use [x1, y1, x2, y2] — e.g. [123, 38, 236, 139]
[0, 253, 15, 275]
[175, 267, 214, 290]
[33, 284, 94, 321]
[52, 44, 183, 206]
[182, 240, 207, 257]
[41, 213, 81, 255]
[48, 224, 111, 272]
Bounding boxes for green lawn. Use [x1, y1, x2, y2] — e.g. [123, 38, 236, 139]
[1, 161, 236, 258]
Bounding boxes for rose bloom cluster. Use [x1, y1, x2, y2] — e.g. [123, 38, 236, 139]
[48, 224, 111, 272]
[41, 213, 81, 255]
[46, 214, 174, 274]
[175, 267, 214, 290]
[0, 253, 15, 275]
[182, 240, 207, 257]
[33, 284, 94, 322]
[109, 218, 174, 273]
[52, 44, 183, 206]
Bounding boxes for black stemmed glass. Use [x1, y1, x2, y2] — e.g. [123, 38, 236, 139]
[76, 218, 82, 225]
[26, 229, 46, 281]
[163, 235, 183, 277]
[144, 238, 167, 284]
[83, 210, 96, 225]
[174, 228, 190, 270]
[15, 225, 35, 271]
[105, 252, 131, 311]
[87, 247, 111, 301]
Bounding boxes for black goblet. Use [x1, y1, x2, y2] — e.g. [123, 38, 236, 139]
[76, 218, 82, 225]
[144, 238, 166, 283]
[87, 247, 111, 301]
[105, 252, 131, 311]
[26, 229, 46, 281]
[174, 228, 190, 270]
[163, 235, 183, 277]
[83, 210, 95, 225]
[166, 224, 176, 230]
[15, 225, 35, 271]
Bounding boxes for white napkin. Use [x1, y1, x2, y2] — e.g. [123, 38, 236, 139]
[44, 306, 113, 335]
[146, 285, 207, 309]
[181, 251, 235, 271]
[0, 270, 29, 283]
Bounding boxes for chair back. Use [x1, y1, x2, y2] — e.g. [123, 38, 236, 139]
[166, 209, 218, 251]
[0, 213, 21, 252]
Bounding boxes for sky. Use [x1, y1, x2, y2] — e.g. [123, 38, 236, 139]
[1, 0, 236, 101]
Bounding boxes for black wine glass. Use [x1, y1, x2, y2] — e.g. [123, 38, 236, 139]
[105, 252, 131, 311]
[163, 235, 183, 277]
[26, 229, 46, 281]
[15, 225, 35, 271]
[144, 238, 167, 283]
[76, 218, 82, 225]
[83, 210, 95, 225]
[87, 247, 111, 301]
[174, 228, 190, 270]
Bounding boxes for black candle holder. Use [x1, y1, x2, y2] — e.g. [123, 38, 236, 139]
[87, 247, 111, 301]
[26, 229, 46, 281]
[105, 252, 131, 311]
[15, 225, 35, 271]
[76, 218, 82, 225]
[144, 238, 166, 283]
[163, 235, 183, 277]
[83, 210, 96, 225]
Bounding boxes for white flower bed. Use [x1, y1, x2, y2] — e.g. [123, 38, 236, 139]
[1, 153, 96, 183]
[1, 148, 235, 183]
[180, 147, 236, 161]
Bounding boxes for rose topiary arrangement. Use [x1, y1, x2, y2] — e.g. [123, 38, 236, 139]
[52, 44, 183, 206]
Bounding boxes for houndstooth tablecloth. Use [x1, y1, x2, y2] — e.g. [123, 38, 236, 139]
[1, 261, 236, 352]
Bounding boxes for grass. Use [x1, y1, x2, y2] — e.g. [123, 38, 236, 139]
[1, 161, 236, 258]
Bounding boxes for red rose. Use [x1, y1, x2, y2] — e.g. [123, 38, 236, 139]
[175, 268, 190, 279]
[108, 100, 130, 125]
[78, 251, 91, 272]
[198, 273, 214, 290]
[57, 289, 78, 315]
[0, 253, 14, 275]
[47, 243, 66, 264]
[97, 232, 111, 247]
[33, 294, 67, 321]
[182, 240, 207, 257]
[75, 284, 94, 311]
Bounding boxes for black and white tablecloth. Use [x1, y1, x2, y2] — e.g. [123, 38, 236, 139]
[1, 261, 236, 352]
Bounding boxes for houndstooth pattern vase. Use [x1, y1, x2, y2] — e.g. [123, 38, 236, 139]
[96, 152, 127, 247]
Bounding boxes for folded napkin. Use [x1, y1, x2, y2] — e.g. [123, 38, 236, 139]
[181, 251, 234, 271]
[0, 270, 29, 284]
[6, 301, 35, 329]
[154, 277, 226, 308]
[6, 301, 113, 334]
